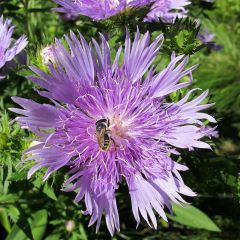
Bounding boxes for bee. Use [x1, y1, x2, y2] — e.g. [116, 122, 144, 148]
[95, 119, 111, 152]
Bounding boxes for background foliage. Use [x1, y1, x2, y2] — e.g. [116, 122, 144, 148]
[0, 0, 240, 239]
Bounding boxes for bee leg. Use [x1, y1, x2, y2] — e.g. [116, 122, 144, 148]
[110, 137, 118, 148]
[110, 138, 119, 158]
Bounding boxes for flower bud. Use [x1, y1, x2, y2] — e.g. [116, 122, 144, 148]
[65, 220, 75, 232]
[40, 45, 56, 65]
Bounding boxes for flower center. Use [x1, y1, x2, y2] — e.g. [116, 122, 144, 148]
[109, 114, 129, 139]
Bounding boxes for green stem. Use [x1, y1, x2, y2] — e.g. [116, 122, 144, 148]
[24, 0, 29, 38]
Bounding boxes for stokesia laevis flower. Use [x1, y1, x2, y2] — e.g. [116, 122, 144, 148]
[11, 29, 217, 235]
[146, 0, 191, 23]
[52, 0, 191, 23]
[0, 15, 28, 79]
[52, 0, 155, 20]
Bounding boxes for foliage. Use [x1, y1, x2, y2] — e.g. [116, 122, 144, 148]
[0, 0, 240, 239]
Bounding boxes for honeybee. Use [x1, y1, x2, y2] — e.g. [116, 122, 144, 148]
[95, 119, 111, 152]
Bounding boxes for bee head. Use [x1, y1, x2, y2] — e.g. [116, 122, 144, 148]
[96, 118, 108, 125]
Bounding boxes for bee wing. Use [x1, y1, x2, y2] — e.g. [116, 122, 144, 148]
[96, 129, 105, 145]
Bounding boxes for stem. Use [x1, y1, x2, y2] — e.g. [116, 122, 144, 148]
[24, 0, 29, 38]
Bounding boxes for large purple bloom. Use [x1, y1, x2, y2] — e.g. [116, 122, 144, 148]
[11, 29, 216, 235]
[0, 15, 28, 79]
[52, 0, 190, 22]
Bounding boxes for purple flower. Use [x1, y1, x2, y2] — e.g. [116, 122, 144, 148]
[0, 15, 28, 79]
[52, 0, 136, 20]
[11, 29, 216, 235]
[146, 0, 191, 23]
[198, 30, 215, 43]
[198, 29, 222, 51]
[52, 0, 190, 22]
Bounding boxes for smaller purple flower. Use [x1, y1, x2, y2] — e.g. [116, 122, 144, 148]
[52, 0, 190, 22]
[198, 29, 222, 51]
[52, 0, 131, 20]
[146, 0, 191, 23]
[198, 31, 215, 43]
[0, 15, 28, 79]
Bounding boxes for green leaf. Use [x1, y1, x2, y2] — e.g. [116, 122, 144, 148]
[32, 178, 43, 188]
[45, 234, 62, 240]
[0, 113, 10, 135]
[43, 182, 57, 201]
[0, 133, 8, 150]
[49, 219, 64, 226]
[7, 206, 20, 222]
[169, 203, 221, 232]
[70, 233, 79, 240]
[79, 224, 87, 240]
[0, 208, 11, 233]
[0, 194, 18, 204]
[31, 210, 48, 240]
[15, 209, 34, 240]
[8, 171, 27, 181]
[6, 210, 48, 240]
[6, 224, 28, 240]
[16, 68, 33, 77]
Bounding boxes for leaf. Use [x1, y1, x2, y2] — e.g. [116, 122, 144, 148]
[16, 68, 33, 77]
[49, 219, 63, 225]
[6, 209, 48, 240]
[169, 203, 221, 232]
[0, 208, 11, 233]
[15, 208, 34, 240]
[43, 182, 57, 201]
[0, 112, 10, 135]
[32, 178, 43, 188]
[6, 224, 28, 240]
[0, 133, 8, 150]
[8, 171, 27, 181]
[0, 194, 18, 203]
[45, 234, 62, 240]
[31, 210, 48, 240]
[7, 206, 20, 222]
[79, 224, 88, 240]
[70, 232, 80, 240]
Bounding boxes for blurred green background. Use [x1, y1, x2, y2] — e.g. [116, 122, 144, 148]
[0, 0, 240, 239]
